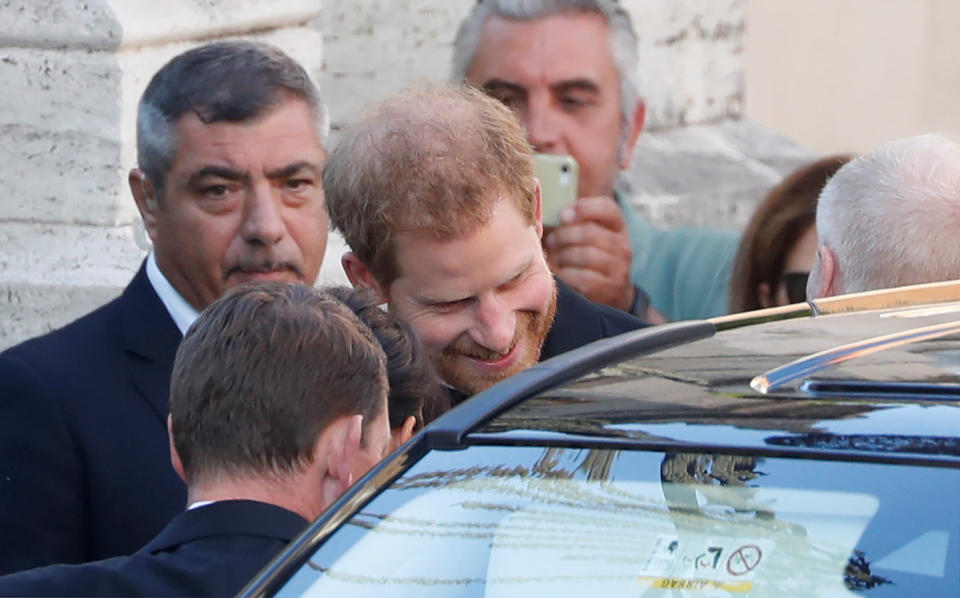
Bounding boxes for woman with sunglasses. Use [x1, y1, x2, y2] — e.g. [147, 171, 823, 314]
[729, 154, 851, 313]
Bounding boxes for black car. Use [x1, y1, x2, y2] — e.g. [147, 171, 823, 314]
[243, 281, 960, 597]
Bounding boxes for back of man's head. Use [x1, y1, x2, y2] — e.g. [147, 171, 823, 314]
[811, 133, 960, 297]
[452, 0, 639, 128]
[169, 283, 387, 486]
[137, 40, 329, 195]
[324, 83, 537, 287]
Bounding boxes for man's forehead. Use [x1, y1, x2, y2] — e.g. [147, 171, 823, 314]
[470, 12, 618, 85]
[167, 99, 325, 173]
[172, 98, 321, 141]
[389, 208, 539, 301]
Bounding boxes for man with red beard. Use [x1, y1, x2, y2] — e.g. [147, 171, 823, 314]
[324, 84, 645, 399]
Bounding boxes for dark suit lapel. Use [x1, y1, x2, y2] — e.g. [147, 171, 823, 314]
[141, 501, 309, 554]
[540, 278, 602, 360]
[120, 262, 183, 423]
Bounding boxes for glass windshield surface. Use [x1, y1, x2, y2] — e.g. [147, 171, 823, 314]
[277, 446, 958, 597]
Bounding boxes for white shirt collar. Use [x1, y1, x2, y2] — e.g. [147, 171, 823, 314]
[187, 500, 215, 511]
[146, 252, 200, 335]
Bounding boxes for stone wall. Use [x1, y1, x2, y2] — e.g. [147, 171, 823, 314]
[319, 0, 810, 233]
[0, 0, 327, 348]
[0, 0, 809, 349]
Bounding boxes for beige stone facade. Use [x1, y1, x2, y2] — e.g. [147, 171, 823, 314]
[746, 0, 960, 154]
[0, 0, 809, 348]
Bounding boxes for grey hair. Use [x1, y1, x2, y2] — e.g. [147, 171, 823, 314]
[136, 40, 329, 196]
[815, 133, 960, 294]
[452, 0, 640, 129]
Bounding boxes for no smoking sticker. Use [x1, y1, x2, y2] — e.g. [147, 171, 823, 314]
[637, 536, 773, 593]
[726, 544, 763, 576]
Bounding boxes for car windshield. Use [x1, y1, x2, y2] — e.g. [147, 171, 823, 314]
[275, 445, 958, 597]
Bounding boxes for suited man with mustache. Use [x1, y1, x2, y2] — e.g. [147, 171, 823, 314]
[0, 40, 330, 574]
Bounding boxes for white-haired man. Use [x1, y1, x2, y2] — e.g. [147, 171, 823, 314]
[453, 0, 740, 322]
[808, 133, 960, 298]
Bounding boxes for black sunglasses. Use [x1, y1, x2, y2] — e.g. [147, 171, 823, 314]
[779, 272, 810, 304]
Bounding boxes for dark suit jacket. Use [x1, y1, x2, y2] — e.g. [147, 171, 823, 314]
[0, 263, 187, 574]
[0, 500, 307, 597]
[540, 278, 648, 360]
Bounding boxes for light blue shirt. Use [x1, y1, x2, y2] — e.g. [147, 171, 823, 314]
[620, 196, 740, 321]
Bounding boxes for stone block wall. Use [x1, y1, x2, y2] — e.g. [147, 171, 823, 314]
[321, 0, 746, 133]
[0, 0, 809, 349]
[318, 0, 811, 233]
[0, 0, 327, 348]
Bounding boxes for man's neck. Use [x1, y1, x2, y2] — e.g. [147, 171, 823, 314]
[186, 471, 324, 522]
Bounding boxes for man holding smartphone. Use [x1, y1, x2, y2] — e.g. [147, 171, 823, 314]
[454, 0, 740, 322]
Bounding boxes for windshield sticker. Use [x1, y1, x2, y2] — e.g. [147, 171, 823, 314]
[635, 536, 773, 593]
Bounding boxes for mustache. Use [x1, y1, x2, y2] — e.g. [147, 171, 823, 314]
[450, 341, 516, 362]
[226, 259, 302, 278]
[442, 314, 533, 361]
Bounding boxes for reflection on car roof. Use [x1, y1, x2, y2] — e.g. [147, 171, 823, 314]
[476, 296, 960, 462]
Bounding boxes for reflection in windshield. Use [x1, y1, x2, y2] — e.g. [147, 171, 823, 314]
[272, 446, 951, 598]
[846, 551, 891, 590]
[659, 453, 892, 592]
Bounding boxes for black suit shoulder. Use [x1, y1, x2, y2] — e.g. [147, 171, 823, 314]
[1, 292, 126, 400]
[0, 264, 186, 574]
[540, 278, 647, 360]
[0, 501, 307, 598]
[593, 297, 650, 338]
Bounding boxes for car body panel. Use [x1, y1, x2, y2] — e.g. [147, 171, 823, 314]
[241, 281, 960, 598]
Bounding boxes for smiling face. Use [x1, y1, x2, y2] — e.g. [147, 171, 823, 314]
[465, 12, 642, 199]
[135, 97, 328, 310]
[384, 199, 557, 394]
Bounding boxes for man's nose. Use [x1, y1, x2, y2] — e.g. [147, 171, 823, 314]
[469, 295, 517, 355]
[524, 97, 561, 153]
[241, 183, 286, 245]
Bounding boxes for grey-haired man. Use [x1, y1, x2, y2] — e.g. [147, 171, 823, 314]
[0, 40, 329, 574]
[454, 0, 740, 321]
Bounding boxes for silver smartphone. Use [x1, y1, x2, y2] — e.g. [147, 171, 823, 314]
[534, 154, 579, 227]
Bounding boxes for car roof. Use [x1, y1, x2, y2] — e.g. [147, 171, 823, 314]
[430, 281, 960, 465]
[239, 281, 960, 598]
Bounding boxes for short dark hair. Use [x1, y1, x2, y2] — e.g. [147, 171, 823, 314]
[169, 283, 387, 482]
[324, 83, 536, 287]
[328, 287, 450, 429]
[137, 40, 327, 195]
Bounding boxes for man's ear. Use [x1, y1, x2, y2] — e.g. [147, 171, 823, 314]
[532, 179, 544, 238]
[390, 415, 418, 452]
[167, 416, 187, 484]
[618, 99, 646, 170]
[808, 244, 840, 299]
[820, 245, 841, 297]
[129, 169, 161, 245]
[320, 414, 364, 509]
[342, 253, 387, 303]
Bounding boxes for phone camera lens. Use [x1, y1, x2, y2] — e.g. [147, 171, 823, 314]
[561, 165, 569, 173]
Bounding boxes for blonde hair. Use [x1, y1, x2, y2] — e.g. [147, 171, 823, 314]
[324, 83, 537, 286]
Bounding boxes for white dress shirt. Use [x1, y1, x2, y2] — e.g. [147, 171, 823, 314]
[145, 252, 200, 335]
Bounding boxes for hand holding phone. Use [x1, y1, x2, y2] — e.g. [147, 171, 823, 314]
[544, 195, 635, 311]
[534, 154, 579, 227]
